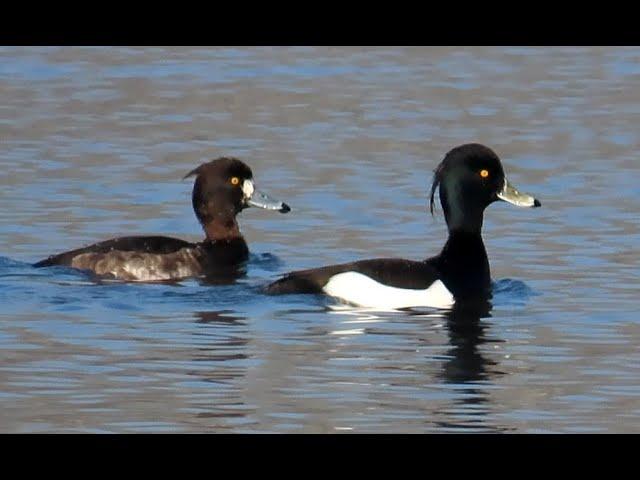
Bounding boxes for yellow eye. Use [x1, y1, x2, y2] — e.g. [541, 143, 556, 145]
[480, 169, 489, 178]
[230, 177, 240, 185]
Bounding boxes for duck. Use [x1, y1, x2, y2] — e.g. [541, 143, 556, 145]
[34, 157, 290, 281]
[265, 143, 540, 309]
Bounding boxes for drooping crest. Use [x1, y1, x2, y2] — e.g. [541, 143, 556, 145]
[429, 160, 445, 216]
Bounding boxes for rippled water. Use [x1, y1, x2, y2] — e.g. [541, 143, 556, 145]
[1, 46, 639, 433]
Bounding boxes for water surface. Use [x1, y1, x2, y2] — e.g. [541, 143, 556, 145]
[0, 46, 639, 433]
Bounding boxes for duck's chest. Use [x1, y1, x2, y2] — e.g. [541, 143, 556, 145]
[430, 234, 492, 299]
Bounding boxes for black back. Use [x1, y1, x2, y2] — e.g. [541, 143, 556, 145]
[265, 258, 441, 294]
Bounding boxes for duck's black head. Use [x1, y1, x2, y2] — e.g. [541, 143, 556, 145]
[430, 143, 540, 233]
[184, 157, 290, 230]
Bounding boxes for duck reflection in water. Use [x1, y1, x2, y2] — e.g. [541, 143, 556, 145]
[432, 301, 513, 433]
[327, 297, 511, 433]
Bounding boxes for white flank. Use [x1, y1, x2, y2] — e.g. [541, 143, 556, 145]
[323, 271, 455, 310]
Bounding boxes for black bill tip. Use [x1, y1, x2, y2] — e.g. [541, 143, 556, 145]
[533, 199, 541, 208]
[280, 203, 291, 213]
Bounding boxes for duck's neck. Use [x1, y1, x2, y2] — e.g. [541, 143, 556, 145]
[198, 215, 249, 267]
[443, 201, 485, 234]
[203, 214, 243, 243]
[432, 229, 491, 300]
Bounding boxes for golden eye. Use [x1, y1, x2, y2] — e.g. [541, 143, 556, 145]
[480, 169, 489, 178]
[230, 177, 240, 185]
